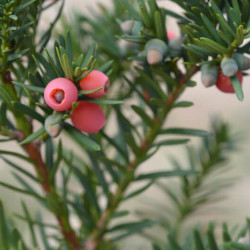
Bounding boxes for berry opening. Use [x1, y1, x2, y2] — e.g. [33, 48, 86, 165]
[104, 81, 110, 92]
[52, 89, 65, 104]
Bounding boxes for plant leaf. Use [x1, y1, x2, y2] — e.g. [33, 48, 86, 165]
[230, 75, 244, 101]
[135, 170, 196, 181]
[160, 128, 211, 137]
[63, 123, 100, 151]
[19, 127, 46, 146]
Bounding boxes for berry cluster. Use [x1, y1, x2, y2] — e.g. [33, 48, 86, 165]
[201, 54, 250, 93]
[43, 70, 109, 137]
[120, 20, 182, 64]
[145, 31, 183, 65]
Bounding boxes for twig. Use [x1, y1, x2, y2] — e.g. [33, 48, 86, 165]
[85, 67, 198, 250]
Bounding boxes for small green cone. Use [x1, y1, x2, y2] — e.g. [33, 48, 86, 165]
[201, 64, 218, 87]
[220, 57, 238, 77]
[168, 36, 183, 57]
[145, 39, 168, 65]
[233, 53, 250, 71]
[44, 113, 63, 138]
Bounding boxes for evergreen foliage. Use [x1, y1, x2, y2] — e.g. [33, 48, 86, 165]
[0, 0, 249, 249]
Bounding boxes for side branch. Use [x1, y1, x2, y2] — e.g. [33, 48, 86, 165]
[22, 139, 82, 249]
[85, 67, 198, 250]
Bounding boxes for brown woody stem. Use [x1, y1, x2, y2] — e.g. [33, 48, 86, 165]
[23, 138, 82, 249]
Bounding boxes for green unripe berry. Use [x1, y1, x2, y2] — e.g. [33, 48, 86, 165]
[201, 64, 218, 87]
[132, 21, 143, 36]
[233, 53, 250, 71]
[220, 57, 238, 77]
[145, 39, 168, 65]
[168, 36, 183, 57]
[44, 113, 63, 138]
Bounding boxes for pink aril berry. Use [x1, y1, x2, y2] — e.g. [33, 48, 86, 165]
[71, 101, 106, 134]
[44, 78, 78, 111]
[216, 71, 243, 93]
[79, 70, 110, 99]
[167, 31, 176, 40]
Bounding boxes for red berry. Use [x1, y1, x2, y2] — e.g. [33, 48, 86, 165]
[216, 71, 243, 93]
[79, 70, 110, 99]
[44, 78, 78, 111]
[71, 101, 106, 134]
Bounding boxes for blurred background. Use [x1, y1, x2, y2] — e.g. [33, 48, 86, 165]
[0, 0, 250, 249]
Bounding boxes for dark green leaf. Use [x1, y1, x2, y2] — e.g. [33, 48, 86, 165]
[100, 131, 129, 163]
[111, 210, 130, 219]
[7, 49, 29, 62]
[232, 25, 244, 47]
[21, 202, 38, 247]
[0, 201, 9, 250]
[13, 81, 44, 93]
[11, 229, 28, 250]
[33, 53, 59, 80]
[73, 168, 101, 214]
[87, 151, 109, 195]
[139, 1, 152, 28]
[0, 157, 38, 183]
[8, 21, 34, 41]
[194, 38, 230, 54]
[109, 219, 158, 232]
[216, 14, 234, 41]
[49, 140, 62, 183]
[65, 31, 73, 63]
[0, 181, 43, 200]
[194, 229, 205, 250]
[98, 60, 113, 73]
[0, 150, 33, 163]
[168, 232, 182, 250]
[19, 127, 46, 146]
[83, 99, 123, 105]
[63, 123, 100, 151]
[155, 11, 165, 40]
[82, 43, 95, 68]
[131, 105, 153, 127]
[45, 137, 53, 171]
[223, 223, 232, 242]
[14, 0, 37, 13]
[124, 181, 154, 200]
[207, 228, 219, 250]
[160, 128, 211, 137]
[0, 102, 7, 127]
[125, 132, 139, 155]
[13, 102, 44, 123]
[135, 170, 196, 181]
[39, 0, 65, 51]
[200, 14, 224, 43]
[78, 87, 103, 95]
[230, 75, 244, 101]
[152, 139, 190, 147]
[135, 67, 166, 99]
[110, 220, 159, 241]
[173, 101, 193, 108]
[120, 0, 141, 20]
[36, 213, 50, 250]
[225, 242, 250, 250]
